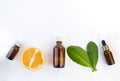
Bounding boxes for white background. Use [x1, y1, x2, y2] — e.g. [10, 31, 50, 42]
[0, 0, 120, 81]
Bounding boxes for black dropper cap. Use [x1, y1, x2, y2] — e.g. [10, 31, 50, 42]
[102, 40, 106, 46]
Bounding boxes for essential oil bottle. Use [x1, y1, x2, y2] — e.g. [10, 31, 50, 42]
[6, 41, 21, 60]
[101, 40, 115, 65]
[53, 41, 65, 68]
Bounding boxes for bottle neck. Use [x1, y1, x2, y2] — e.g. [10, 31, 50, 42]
[14, 44, 20, 48]
[56, 41, 62, 46]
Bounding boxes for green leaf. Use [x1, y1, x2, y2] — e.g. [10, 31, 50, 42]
[87, 41, 98, 72]
[67, 46, 92, 68]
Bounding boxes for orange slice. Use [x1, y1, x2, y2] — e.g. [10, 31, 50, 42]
[21, 47, 46, 71]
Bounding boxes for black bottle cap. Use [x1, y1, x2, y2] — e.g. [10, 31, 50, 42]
[102, 40, 106, 46]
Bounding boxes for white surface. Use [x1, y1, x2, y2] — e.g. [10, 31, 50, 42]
[0, 0, 120, 81]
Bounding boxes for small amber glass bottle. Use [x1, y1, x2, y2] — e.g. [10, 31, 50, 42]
[53, 41, 65, 68]
[6, 42, 21, 60]
[102, 40, 115, 65]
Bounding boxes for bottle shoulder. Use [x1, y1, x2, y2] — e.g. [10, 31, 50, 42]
[12, 45, 20, 50]
[54, 45, 65, 49]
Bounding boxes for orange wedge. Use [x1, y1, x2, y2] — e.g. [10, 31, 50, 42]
[21, 47, 46, 71]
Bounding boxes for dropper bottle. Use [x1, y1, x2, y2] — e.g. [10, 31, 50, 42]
[101, 40, 115, 65]
[6, 41, 21, 60]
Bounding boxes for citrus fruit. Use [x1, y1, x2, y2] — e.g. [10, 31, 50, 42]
[21, 47, 46, 71]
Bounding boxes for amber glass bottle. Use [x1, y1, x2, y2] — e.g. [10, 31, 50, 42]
[6, 42, 20, 60]
[53, 41, 65, 68]
[102, 40, 115, 65]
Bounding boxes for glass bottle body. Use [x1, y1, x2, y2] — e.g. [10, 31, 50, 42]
[104, 51, 115, 65]
[53, 41, 65, 68]
[6, 44, 20, 60]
